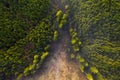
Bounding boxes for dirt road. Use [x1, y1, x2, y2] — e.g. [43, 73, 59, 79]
[26, 31, 87, 80]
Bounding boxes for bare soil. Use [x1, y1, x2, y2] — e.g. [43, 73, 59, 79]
[25, 31, 87, 80]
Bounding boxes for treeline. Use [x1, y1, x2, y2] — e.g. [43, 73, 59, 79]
[68, 0, 120, 80]
[0, 0, 54, 79]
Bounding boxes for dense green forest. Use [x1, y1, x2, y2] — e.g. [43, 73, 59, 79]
[0, 0, 120, 80]
[0, 0, 54, 79]
[68, 0, 120, 80]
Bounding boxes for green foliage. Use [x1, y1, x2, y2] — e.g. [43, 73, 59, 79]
[28, 64, 35, 71]
[79, 57, 85, 63]
[86, 73, 93, 80]
[0, 0, 53, 80]
[65, 5, 69, 10]
[22, 54, 39, 77]
[44, 45, 50, 51]
[23, 67, 30, 76]
[69, 28, 73, 33]
[58, 19, 67, 29]
[0, 0, 120, 80]
[53, 31, 58, 41]
[90, 67, 99, 74]
[72, 32, 77, 38]
[56, 10, 63, 22]
[77, 54, 88, 72]
[70, 54, 75, 59]
[17, 74, 23, 80]
[70, 28, 82, 52]
[69, 0, 120, 79]
[56, 10, 63, 17]
[0, 0, 50, 49]
[61, 19, 67, 24]
[96, 73, 105, 80]
[76, 54, 81, 59]
[56, 9, 68, 29]
[62, 14, 67, 20]
[71, 38, 77, 44]
[17, 50, 49, 79]
[84, 62, 89, 67]
[41, 52, 49, 60]
[79, 65, 84, 73]
[33, 59, 38, 64]
[73, 45, 80, 52]
[34, 55, 39, 60]
[59, 23, 63, 29]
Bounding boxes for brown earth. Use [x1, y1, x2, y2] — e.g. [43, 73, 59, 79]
[38, 49, 87, 80]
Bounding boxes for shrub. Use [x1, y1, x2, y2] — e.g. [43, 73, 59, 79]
[17, 74, 23, 80]
[90, 67, 99, 74]
[78, 41, 82, 45]
[97, 73, 104, 80]
[28, 64, 35, 71]
[33, 59, 38, 64]
[84, 62, 89, 67]
[71, 54, 75, 59]
[58, 17, 67, 29]
[44, 45, 50, 51]
[72, 32, 77, 38]
[41, 52, 49, 60]
[62, 14, 67, 20]
[69, 28, 73, 33]
[23, 67, 29, 76]
[71, 38, 77, 44]
[73, 45, 79, 52]
[56, 10, 63, 16]
[61, 19, 67, 25]
[76, 54, 81, 59]
[34, 55, 39, 60]
[86, 73, 93, 80]
[59, 23, 63, 29]
[56, 10, 63, 22]
[80, 65, 84, 73]
[65, 5, 69, 10]
[79, 57, 85, 63]
[53, 31, 58, 41]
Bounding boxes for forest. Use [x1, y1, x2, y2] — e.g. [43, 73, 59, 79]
[0, 0, 120, 80]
